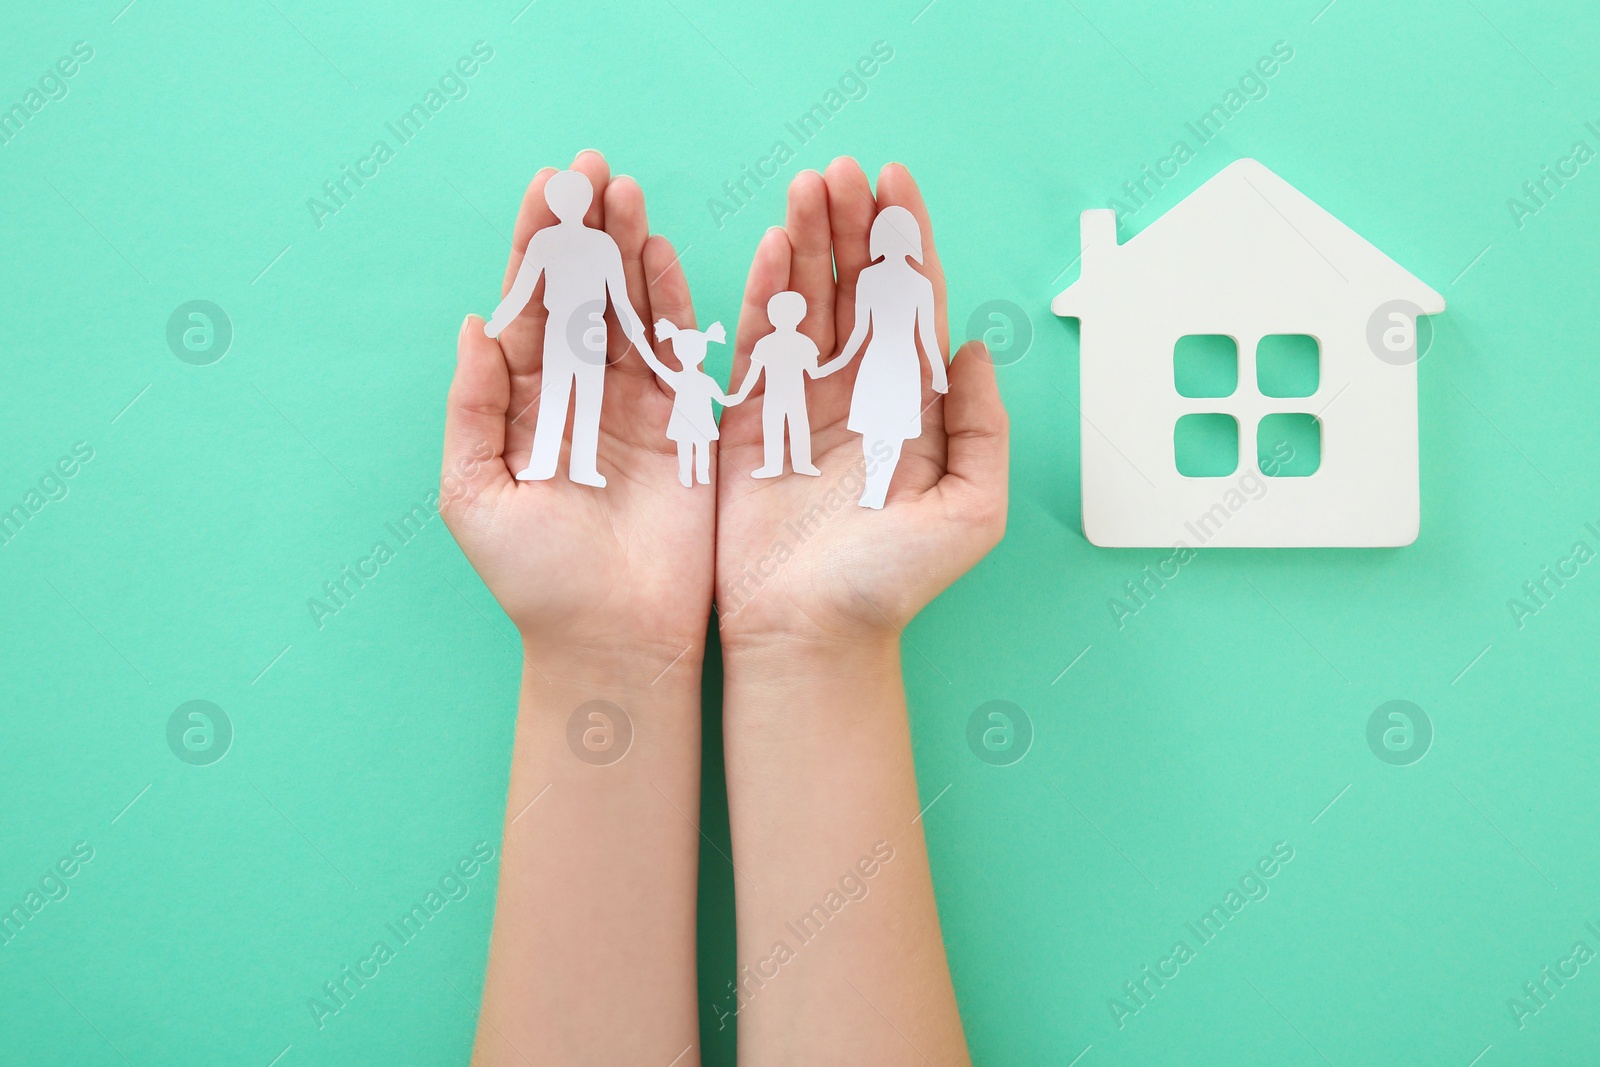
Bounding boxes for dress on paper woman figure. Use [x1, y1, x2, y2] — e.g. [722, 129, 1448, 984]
[814, 205, 948, 509]
[643, 319, 735, 487]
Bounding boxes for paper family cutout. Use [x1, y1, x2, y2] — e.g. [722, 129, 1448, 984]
[1051, 158, 1445, 548]
[645, 319, 729, 487]
[485, 173, 947, 509]
[485, 169, 649, 488]
[816, 205, 948, 509]
[727, 291, 822, 479]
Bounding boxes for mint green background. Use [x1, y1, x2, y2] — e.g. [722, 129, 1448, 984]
[3, 0, 1598, 1064]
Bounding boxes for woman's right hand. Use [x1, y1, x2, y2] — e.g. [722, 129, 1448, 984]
[442, 150, 717, 673]
[713, 158, 1010, 654]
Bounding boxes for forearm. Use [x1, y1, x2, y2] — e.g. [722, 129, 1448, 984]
[474, 643, 704, 1066]
[721, 633, 970, 1066]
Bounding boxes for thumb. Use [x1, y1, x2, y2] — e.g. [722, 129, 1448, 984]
[442, 314, 513, 510]
[940, 341, 1009, 532]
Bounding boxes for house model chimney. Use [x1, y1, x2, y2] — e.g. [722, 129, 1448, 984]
[1079, 208, 1118, 273]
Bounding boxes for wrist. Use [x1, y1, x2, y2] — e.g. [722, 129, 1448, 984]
[520, 631, 704, 699]
[717, 596, 911, 654]
[511, 636, 703, 773]
[719, 625, 900, 695]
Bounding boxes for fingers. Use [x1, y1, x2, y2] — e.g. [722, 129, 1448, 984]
[823, 157, 876, 345]
[728, 227, 792, 404]
[643, 234, 697, 353]
[502, 150, 610, 288]
[939, 342, 1009, 530]
[784, 170, 836, 356]
[874, 162, 949, 360]
[604, 174, 655, 378]
[443, 315, 514, 507]
[497, 151, 612, 368]
[570, 148, 611, 229]
[501, 167, 558, 298]
[496, 166, 558, 377]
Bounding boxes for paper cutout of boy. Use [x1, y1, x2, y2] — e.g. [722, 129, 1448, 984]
[727, 291, 822, 478]
[484, 169, 648, 488]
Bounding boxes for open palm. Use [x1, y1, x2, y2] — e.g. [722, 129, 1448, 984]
[442, 151, 714, 665]
[715, 159, 1009, 647]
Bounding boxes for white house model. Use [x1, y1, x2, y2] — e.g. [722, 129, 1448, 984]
[1051, 159, 1445, 548]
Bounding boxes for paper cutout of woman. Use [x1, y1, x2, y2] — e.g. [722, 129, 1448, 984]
[814, 206, 948, 509]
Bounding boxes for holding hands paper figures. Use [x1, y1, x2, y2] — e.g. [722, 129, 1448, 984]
[643, 320, 734, 487]
[727, 291, 822, 478]
[483, 169, 946, 505]
[485, 169, 649, 488]
[814, 205, 948, 509]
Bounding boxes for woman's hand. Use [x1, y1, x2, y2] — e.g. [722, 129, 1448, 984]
[714, 159, 1010, 653]
[442, 149, 714, 671]
[448, 152, 713, 1066]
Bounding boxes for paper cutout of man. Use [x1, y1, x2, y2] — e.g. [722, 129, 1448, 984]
[485, 169, 648, 487]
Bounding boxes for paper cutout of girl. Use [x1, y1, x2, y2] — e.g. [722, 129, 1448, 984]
[644, 320, 736, 487]
[814, 206, 948, 509]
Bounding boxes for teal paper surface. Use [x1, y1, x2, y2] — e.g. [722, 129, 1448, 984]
[3, 1, 1597, 1063]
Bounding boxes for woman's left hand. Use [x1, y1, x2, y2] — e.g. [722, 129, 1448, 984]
[714, 159, 1010, 653]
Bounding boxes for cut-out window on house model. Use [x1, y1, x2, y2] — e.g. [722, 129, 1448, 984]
[1257, 334, 1319, 398]
[1173, 334, 1238, 398]
[1174, 412, 1239, 476]
[1172, 331, 1323, 479]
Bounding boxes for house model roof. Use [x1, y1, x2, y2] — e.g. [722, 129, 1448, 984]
[1051, 159, 1445, 320]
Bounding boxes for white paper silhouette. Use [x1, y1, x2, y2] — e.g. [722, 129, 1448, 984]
[1050, 159, 1445, 548]
[485, 169, 649, 488]
[815, 206, 948, 508]
[728, 291, 822, 478]
[643, 319, 733, 488]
